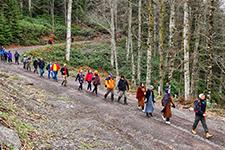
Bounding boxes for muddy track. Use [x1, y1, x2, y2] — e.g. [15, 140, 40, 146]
[0, 46, 225, 149]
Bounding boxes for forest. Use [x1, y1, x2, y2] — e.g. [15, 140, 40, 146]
[1, 0, 225, 107]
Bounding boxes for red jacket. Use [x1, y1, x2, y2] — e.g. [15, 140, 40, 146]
[85, 72, 93, 82]
[51, 63, 60, 71]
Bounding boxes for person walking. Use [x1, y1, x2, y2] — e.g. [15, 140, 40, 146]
[117, 75, 129, 105]
[136, 83, 146, 110]
[60, 64, 69, 86]
[85, 70, 93, 91]
[143, 85, 155, 117]
[76, 70, 85, 90]
[92, 71, 101, 95]
[51, 63, 60, 81]
[33, 58, 39, 74]
[38, 58, 45, 77]
[104, 74, 115, 101]
[46, 62, 53, 79]
[14, 51, 20, 65]
[7, 51, 12, 63]
[191, 93, 213, 138]
[161, 89, 175, 125]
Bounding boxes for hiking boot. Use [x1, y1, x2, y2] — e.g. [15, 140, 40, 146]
[149, 113, 153, 117]
[117, 96, 121, 102]
[205, 132, 213, 139]
[124, 97, 128, 105]
[165, 121, 171, 125]
[191, 129, 197, 135]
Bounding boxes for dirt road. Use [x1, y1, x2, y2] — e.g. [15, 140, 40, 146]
[0, 46, 225, 150]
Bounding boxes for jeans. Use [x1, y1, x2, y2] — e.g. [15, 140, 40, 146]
[39, 68, 44, 77]
[48, 70, 52, 79]
[192, 114, 209, 133]
[87, 81, 92, 91]
[53, 71, 58, 81]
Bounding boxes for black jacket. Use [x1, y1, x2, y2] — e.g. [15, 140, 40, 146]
[38, 60, 45, 69]
[117, 79, 129, 91]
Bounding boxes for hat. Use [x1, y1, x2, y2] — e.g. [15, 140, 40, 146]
[94, 70, 98, 74]
[64, 63, 66, 66]
[199, 93, 205, 99]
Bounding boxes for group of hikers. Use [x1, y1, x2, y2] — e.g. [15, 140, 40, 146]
[0, 46, 20, 64]
[0, 48, 213, 139]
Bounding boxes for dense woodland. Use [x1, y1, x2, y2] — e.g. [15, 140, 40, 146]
[1, 0, 225, 106]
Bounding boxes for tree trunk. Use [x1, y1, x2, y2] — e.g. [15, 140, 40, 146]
[153, 1, 159, 57]
[131, 36, 136, 85]
[158, 0, 164, 95]
[146, 0, 154, 88]
[137, 0, 142, 84]
[168, 0, 175, 81]
[183, 0, 190, 101]
[110, 0, 119, 78]
[28, 0, 32, 16]
[51, 0, 55, 32]
[206, 0, 215, 102]
[64, 0, 67, 25]
[126, 0, 132, 61]
[20, 0, 23, 11]
[65, 0, 73, 61]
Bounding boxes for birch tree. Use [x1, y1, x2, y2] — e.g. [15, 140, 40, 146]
[183, 0, 190, 101]
[110, 0, 119, 77]
[65, 0, 72, 61]
[28, 0, 32, 16]
[137, 0, 142, 83]
[126, 0, 132, 61]
[206, 0, 215, 102]
[158, 0, 165, 95]
[146, 0, 154, 87]
[168, 0, 175, 81]
[51, 0, 55, 32]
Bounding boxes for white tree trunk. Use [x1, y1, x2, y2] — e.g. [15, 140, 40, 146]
[131, 36, 136, 85]
[158, 0, 164, 95]
[168, 0, 175, 81]
[126, 1, 132, 61]
[183, 0, 190, 101]
[51, 0, 55, 32]
[65, 0, 73, 61]
[64, 0, 67, 25]
[146, 0, 154, 87]
[110, 0, 119, 78]
[28, 0, 32, 16]
[137, 0, 142, 84]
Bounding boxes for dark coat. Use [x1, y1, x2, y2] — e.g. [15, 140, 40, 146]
[194, 99, 206, 116]
[60, 67, 69, 76]
[117, 79, 129, 91]
[38, 60, 45, 69]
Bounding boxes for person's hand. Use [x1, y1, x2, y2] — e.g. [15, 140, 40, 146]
[203, 113, 207, 117]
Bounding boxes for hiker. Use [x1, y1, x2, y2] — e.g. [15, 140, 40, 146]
[22, 56, 27, 69]
[33, 58, 39, 74]
[38, 58, 45, 77]
[117, 75, 129, 105]
[7, 51, 12, 63]
[143, 85, 155, 117]
[191, 93, 213, 138]
[161, 89, 175, 124]
[75, 70, 85, 90]
[92, 70, 101, 95]
[85, 70, 93, 91]
[46, 62, 53, 79]
[4, 50, 8, 62]
[136, 83, 146, 110]
[14, 51, 20, 65]
[104, 73, 115, 101]
[26, 57, 32, 71]
[51, 63, 60, 81]
[60, 64, 69, 86]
